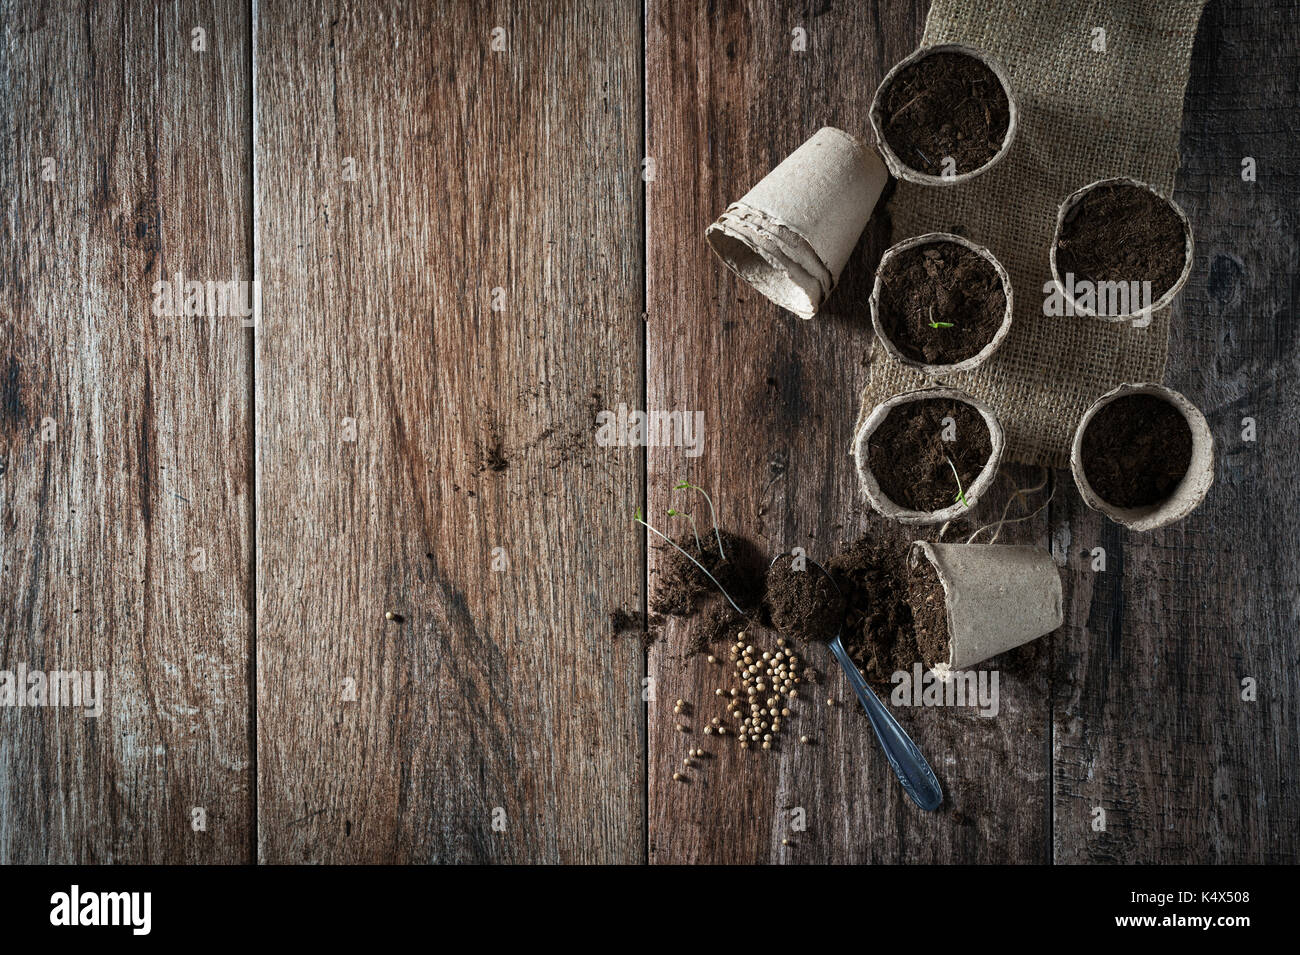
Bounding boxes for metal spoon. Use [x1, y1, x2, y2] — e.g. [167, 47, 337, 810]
[770, 553, 944, 812]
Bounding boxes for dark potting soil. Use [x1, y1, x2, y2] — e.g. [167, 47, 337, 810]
[906, 557, 951, 669]
[649, 530, 762, 617]
[878, 51, 1011, 176]
[1080, 393, 1193, 508]
[609, 608, 664, 649]
[764, 555, 846, 643]
[876, 242, 1006, 365]
[826, 538, 920, 686]
[867, 398, 992, 512]
[1054, 181, 1188, 304]
[686, 601, 749, 658]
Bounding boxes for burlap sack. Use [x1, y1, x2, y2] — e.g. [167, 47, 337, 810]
[855, 0, 1210, 467]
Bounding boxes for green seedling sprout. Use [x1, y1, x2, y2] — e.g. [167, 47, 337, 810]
[666, 507, 702, 553]
[634, 507, 744, 616]
[927, 305, 953, 330]
[673, 481, 725, 561]
[946, 455, 971, 508]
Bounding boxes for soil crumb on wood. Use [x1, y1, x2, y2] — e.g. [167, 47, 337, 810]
[1080, 393, 1193, 508]
[867, 397, 992, 512]
[876, 241, 1005, 365]
[1055, 181, 1188, 305]
[826, 538, 920, 685]
[906, 555, 951, 668]
[609, 608, 664, 649]
[686, 601, 748, 658]
[878, 50, 1011, 176]
[649, 530, 762, 617]
[764, 555, 845, 642]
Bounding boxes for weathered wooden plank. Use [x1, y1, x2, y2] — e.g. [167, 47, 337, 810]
[1052, 0, 1300, 864]
[254, 1, 644, 862]
[0, 0, 253, 862]
[646, 0, 1051, 863]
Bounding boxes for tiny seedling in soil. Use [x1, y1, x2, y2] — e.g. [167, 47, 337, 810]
[946, 455, 971, 508]
[876, 243, 1004, 365]
[673, 481, 725, 561]
[867, 397, 992, 512]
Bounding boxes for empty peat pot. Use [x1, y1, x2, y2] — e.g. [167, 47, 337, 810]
[706, 126, 888, 319]
[852, 387, 1005, 524]
[870, 232, 1013, 374]
[1070, 383, 1214, 531]
[869, 43, 1018, 186]
[908, 541, 1064, 677]
[1050, 177, 1194, 323]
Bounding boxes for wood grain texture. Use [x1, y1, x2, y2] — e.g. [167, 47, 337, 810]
[645, 0, 1052, 863]
[1051, 0, 1300, 863]
[254, 0, 644, 863]
[0, 0, 252, 862]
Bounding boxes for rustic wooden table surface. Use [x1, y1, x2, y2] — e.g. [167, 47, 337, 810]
[1, 0, 1295, 864]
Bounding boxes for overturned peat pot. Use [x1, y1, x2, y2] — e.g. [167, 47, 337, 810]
[1071, 383, 1214, 531]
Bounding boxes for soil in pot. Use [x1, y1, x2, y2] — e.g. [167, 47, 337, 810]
[1055, 182, 1188, 304]
[876, 242, 1006, 365]
[867, 397, 992, 512]
[650, 530, 763, 617]
[1080, 393, 1193, 508]
[826, 538, 919, 685]
[905, 557, 951, 669]
[878, 51, 1011, 176]
[764, 555, 846, 642]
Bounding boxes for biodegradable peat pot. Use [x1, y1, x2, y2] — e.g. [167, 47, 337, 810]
[869, 43, 1018, 186]
[909, 542, 1064, 677]
[1070, 382, 1214, 531]
[706, 126, 888, 319]
[870, 232, 1013, 375]
[852, 387, 1005, 524]
[1050, 177, 1194, 323]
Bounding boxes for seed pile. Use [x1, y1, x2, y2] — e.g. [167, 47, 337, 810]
[715, 631, 809, 752]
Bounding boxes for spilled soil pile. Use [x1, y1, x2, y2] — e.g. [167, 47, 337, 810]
[906, 556, 951, 669]
[650, 530, 762, 617]
[826, 538, 920, 685]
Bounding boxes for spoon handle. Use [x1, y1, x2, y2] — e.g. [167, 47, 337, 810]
[829, 635, 943, 812]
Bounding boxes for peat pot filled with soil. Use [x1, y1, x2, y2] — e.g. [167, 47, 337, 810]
[1050, 177, 1194, 322]
[870, 232, 1013, 374]
[908, 541, 1064, 677]
[1070, 383, 1214, 531]
[869, 43, 1017, 186]
[852, 387, 1005, 524]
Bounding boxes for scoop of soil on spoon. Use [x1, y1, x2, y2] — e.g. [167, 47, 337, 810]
[1080, 393, 1193, 508]
[1055, 181, 1189, 307]
[878, 50, 1011, 176]
[867, 397, 992, 512]
[764, 554, 846, 642]
[876, 241, 1006, 365]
